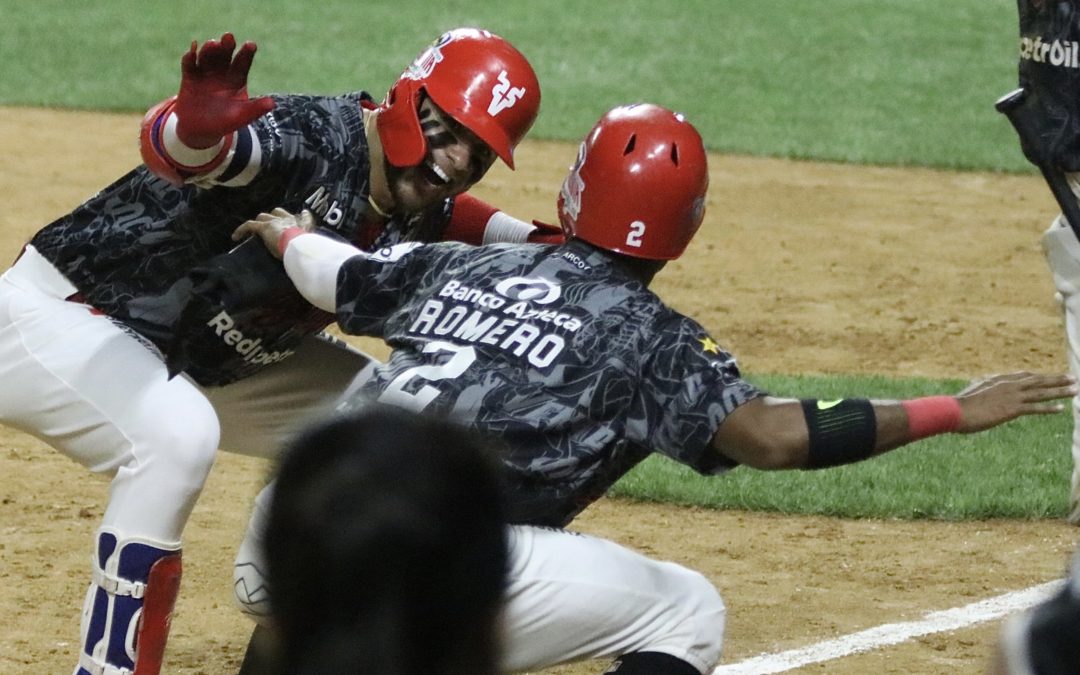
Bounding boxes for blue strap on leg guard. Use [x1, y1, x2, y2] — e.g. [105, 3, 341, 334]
[76, 529, 181, 675]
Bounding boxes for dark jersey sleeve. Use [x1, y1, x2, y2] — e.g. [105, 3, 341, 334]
[333, 242, 471, 336]
[628, 314, 762, 473]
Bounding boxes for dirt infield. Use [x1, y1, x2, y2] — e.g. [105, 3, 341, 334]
[2, 107, 1079, 674]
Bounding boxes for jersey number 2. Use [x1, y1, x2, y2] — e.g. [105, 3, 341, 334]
[377, 341, 477, 412]
[626, 220, 645, 248]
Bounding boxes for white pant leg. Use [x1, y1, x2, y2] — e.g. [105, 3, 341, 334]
[234, 509, 725, 673]
[233, 481, 275, 620]
[499, 525, 724, 674]
[1042, 216, 1080, 524]
[202, 333, 378, 459]
[0, 253, 220, 543]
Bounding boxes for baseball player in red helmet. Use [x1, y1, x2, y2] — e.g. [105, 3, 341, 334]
[233, 103, 1073, 674]
[0, 28, 554, 675]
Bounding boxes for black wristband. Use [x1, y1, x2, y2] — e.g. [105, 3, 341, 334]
[801, 398, 877, 468]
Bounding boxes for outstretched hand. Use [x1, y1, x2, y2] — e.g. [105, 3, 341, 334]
[955, 371, 1075, 433]
[174, 33, 276, 149]
[233, 209, 316, 259]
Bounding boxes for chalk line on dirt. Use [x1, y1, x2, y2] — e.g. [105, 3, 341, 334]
[712, 580, 1064, 674]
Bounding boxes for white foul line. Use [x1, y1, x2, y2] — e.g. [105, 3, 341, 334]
[712, 580, 1064, 675]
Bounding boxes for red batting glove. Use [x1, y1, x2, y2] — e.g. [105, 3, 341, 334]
[173, 33, 276, 149]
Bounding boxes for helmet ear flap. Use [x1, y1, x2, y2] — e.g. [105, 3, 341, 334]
[376, 28, 540, 171]
[377, 79, 427, 168]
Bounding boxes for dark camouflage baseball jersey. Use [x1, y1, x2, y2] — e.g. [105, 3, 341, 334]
[29, 92, 453, 386]
[330, 239, 763, 527]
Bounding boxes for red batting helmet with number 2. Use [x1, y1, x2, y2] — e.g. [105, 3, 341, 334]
[558, 104, 708, 261]
[377, 28, 540, 170]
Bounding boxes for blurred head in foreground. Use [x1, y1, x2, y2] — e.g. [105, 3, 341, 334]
[265, 405, 508, 675]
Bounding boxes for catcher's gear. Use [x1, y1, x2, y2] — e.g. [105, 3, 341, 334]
[174, 33, 276, 149]
[557, 103, 708, 261]
[998, 1, 1080, 239]
[377, 28, 540, 170]
[76, 530, 182, 675]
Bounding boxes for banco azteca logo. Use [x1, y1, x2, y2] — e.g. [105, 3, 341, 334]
[494, 276, 561, 304]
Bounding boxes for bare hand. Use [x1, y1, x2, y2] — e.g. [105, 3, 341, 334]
[955, 371, 1075, 433]
[232, 208, 315, 259]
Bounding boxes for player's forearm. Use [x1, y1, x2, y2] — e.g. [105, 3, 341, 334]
[282, 232, 359, 312]
[445, 193, 565, 245]
[140, 96, 263, 188]
[714, 396, 958, 470]
[716, 371, 1073, 470]
[139, 34, 274, 187]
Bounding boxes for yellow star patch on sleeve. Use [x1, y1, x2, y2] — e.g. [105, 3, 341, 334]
[698, 336, 721, 354]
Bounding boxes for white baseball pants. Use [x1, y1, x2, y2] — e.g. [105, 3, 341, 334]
[234, 482, 726, 673]
[0, 245, 375, 673]
[1042, 214, 1080, 524]
[0, 245, 372, 541]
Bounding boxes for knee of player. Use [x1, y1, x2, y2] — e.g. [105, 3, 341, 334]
[687, 571, 726, 645]
[232, 556, 274, 625]
[232, 503, 274, 624]
[139, 405, 221, 484]
[657, 564, 727, 668]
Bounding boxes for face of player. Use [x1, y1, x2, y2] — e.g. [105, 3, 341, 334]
[385, 96, 498, 213]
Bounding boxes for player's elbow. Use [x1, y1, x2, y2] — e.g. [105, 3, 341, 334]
[712, 430, 807, 470]
[745, 434, 807, 470]
[712, 398, 809, 470]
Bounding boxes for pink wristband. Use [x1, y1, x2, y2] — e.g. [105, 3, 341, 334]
[901, 396, 962, 440]
[278, 226, 307, 257]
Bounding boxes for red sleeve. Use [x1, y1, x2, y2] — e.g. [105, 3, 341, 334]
[443, 193, 496, 245]
[526, 220, 566, 244]
[444, 193, 566, 245]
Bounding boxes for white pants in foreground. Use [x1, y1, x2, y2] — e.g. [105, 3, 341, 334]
[0, 247, 373, 541]
[1042, 215, 1080, 524]
[234, 484, 726, 673]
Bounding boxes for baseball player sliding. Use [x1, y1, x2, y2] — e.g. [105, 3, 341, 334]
[0, 28, 554, 675]
[232, 104, 1074, 674]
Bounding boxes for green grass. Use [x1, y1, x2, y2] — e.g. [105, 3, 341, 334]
[610, 373, 1074, 519]
[0, 0, 1030, 171]
[1, 1, 1069, 520]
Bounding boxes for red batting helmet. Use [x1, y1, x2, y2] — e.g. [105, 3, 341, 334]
[377, 28, 540, 170]
[557, 104, 708, 261]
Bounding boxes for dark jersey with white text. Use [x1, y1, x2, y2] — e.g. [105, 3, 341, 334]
[29, 91, 454, 385]
[331, 239, 763, 526]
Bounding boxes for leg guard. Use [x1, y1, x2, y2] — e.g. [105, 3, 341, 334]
[75, 529, 182, 675]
